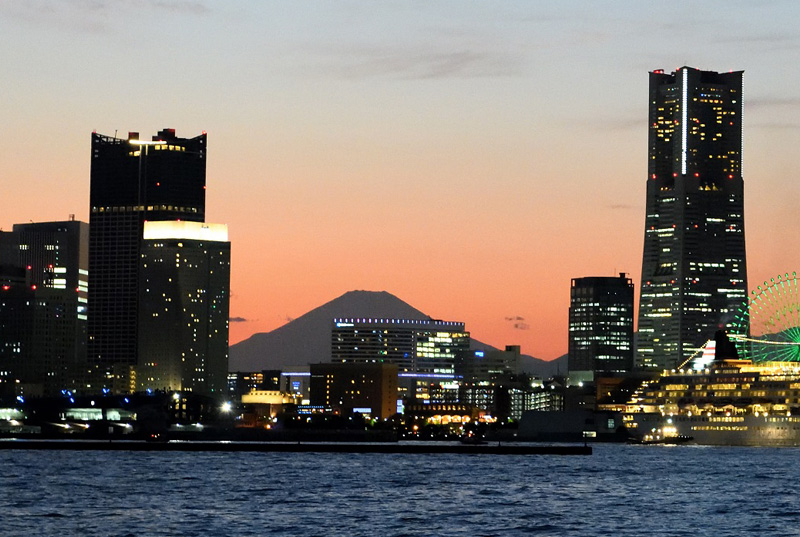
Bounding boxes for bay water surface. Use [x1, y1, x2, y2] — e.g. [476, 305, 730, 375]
[0, 443, 797, 536]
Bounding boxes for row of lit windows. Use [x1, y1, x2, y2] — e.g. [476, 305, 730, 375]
[92, 205, 200, 213]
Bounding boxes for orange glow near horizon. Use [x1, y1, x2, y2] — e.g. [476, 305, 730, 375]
[2, 4, 800, 361]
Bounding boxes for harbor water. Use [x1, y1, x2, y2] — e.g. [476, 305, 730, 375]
[1, 443, 797, 536]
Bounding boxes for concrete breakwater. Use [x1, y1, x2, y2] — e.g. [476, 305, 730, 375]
[0, 439, 591, 455]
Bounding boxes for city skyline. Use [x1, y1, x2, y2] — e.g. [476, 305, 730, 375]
[3, 2, 800, 360]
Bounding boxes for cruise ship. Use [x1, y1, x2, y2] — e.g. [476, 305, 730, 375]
[623, 332, 800, 446]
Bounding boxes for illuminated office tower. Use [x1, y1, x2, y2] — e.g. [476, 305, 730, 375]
[331, 318, 470, 401]
[137, 221, 230, 396]
[88, 129, 206, 391]
[568, 274, 634, 384]
[638, 67, 747, 370]
[0, 219, 89, 395]
[331, 318, 469, 373]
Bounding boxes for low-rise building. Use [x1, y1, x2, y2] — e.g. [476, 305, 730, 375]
[309, 362, 398, 420]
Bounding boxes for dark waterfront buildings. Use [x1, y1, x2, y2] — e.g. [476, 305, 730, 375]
[0, 219, 89, 397]
[568, 274, 634, 383]
[455, 345, 521, 383]
[227, 370, 283, 399]
[88, 129, 207, 392]
[309, 362, 399, 420]
[638, 67, 747, 370]
[456, 346, 528, 420]
[137, 221, 230, 396]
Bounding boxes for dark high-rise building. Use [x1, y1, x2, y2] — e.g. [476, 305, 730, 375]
[0, 274, 35, 399]
[638, 67, 747, 370]
[0, 219, 89, 396]
[568, 274, 634, 383]
[0, 219, 89, 297]
[88, 129, 206, 391]
[137, 221, 230, 396]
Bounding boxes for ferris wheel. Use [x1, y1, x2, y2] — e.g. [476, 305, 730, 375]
[729, 271, 800, 362]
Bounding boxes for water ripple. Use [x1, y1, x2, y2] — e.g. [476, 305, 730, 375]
[1, 445, 799, 536]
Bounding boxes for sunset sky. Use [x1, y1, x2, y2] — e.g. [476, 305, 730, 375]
[2, 1, 799, 360]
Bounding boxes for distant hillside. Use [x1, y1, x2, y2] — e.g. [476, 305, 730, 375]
[229, 290, 428, 371]
[523, 353, 567, 378]
[230, 290, 565, 377]
[467, 338, 567, 378]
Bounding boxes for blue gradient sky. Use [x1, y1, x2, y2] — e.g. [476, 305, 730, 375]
[2, 1, 799, 358]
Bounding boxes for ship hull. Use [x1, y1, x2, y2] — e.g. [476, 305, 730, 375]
[627, 413, 800, 447]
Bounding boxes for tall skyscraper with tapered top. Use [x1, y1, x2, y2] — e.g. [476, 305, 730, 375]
[88, 129, 207, 392]
[638, 67, 747, 371]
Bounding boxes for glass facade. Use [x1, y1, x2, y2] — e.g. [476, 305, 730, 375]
[568, 275, 634, 380]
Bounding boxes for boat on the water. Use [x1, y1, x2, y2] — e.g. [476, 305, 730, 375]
[459, 431, 487, 445]
[632, 432, 693, 445]
[623, 333, 800, 446]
